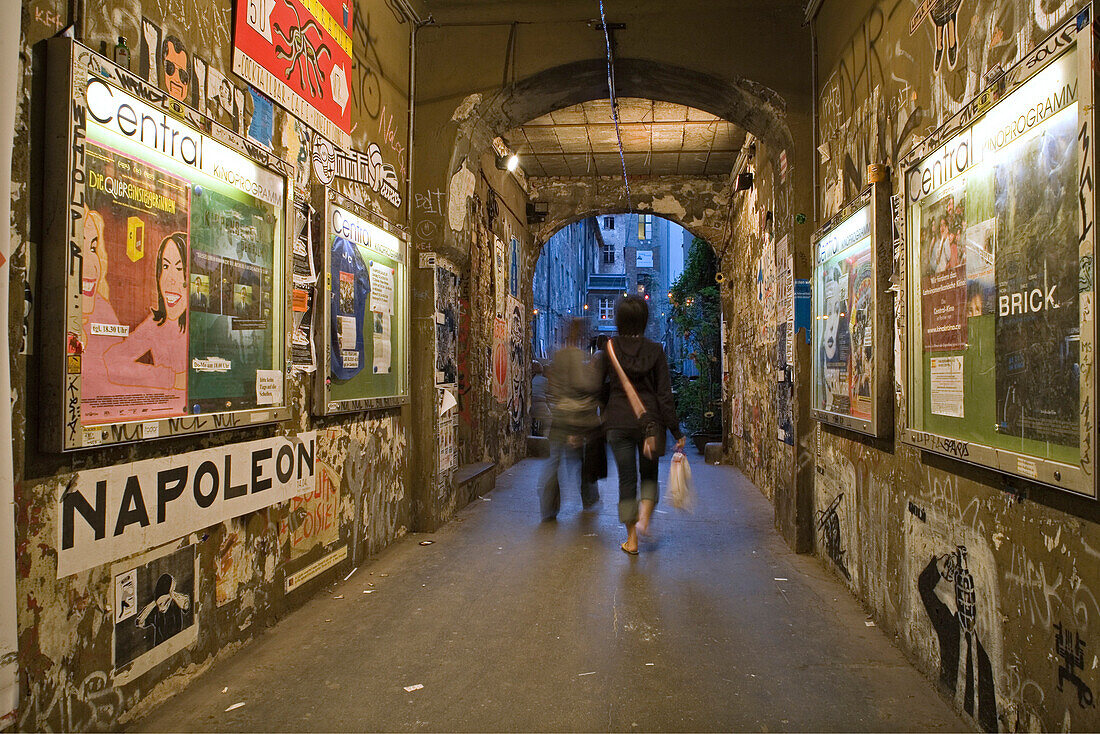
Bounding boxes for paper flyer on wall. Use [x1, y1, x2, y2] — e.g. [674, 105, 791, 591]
[373, 312, 392, 374]
[930, 355, 965, 418]
[919, 191, 968, 351]
[369, 260, 394, 315]
[494, 235, 508, 319]
[292, 196, 317, 372]
[439, 414, 456, 473]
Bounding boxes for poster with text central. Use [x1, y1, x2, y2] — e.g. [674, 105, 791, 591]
[320, 197, 407, 412]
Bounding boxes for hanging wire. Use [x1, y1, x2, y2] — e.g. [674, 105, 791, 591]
[598, 0, 632, 209]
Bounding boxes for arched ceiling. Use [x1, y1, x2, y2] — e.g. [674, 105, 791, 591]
[500, 97, 745, 178]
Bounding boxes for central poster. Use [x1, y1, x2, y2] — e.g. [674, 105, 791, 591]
[317, 192, 408, 413]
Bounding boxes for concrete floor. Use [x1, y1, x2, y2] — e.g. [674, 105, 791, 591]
[132, 454, 970, 732]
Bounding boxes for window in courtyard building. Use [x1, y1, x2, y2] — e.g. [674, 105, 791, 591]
[604, 216, 615, 230]
[598, 297, 614, 320]
[602, 239, 615, 264]
[638, 214, 653, 241]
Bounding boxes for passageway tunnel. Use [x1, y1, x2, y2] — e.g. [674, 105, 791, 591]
[4, 0, 1100, 732]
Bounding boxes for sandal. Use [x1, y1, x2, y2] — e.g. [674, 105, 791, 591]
[620, 542, 639, 556]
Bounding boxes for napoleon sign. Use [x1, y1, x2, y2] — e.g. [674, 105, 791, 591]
[57, 432, 316, 576]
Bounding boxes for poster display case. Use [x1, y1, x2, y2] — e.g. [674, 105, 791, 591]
[811, 182, 892, 436]
[314, 189, 409, 414]
[42, 40, 293, 452]
[900, 8, 1097, 497]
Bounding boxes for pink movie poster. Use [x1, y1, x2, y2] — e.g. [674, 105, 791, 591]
[78, 141, 192, 425]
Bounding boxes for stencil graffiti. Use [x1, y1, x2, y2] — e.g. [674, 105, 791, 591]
[917, 546, 998, 731]
[817, 492, 850, 579]
[1055, 621, 1095, 708]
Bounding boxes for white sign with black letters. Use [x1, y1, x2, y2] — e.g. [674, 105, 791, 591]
[57, 432, 317, 577]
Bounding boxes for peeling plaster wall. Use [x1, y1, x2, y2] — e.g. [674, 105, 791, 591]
[811, 0, 1100, 730]
[11, 1, 419, 729]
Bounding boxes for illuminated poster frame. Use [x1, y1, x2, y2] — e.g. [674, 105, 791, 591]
[314, 188, 409, 415]
[811, 182, 892, 436]
[42, 40, 293, 452]
[900, 8, 1097, 497]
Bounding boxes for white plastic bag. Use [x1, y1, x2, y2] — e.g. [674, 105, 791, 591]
[669, 450, 695, 512]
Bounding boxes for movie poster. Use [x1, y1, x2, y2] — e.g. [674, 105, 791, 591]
[819, 259, 851, 414]
[814, 206, 874, 422]
[994, 110, 1079, 446]
[330, 236, 368, 379]
[848, 250, 874, 420]
[919, 192, 968, 351]
[188, 185, 278, 413]
[80, 141, 192, 425]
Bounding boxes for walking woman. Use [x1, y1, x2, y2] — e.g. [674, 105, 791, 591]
[599, 296, 684, 554]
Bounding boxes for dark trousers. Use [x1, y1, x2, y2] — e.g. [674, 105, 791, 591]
[607, 428, 660, 525]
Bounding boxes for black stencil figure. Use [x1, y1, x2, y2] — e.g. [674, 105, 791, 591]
[137, 573, 190, 646]
[1055, 622, 1095, 708]
[817, 493, 850, 580]
[918, 547, 997, 732]
[931, 0, 964, 72]
[273, 0, 332, 99]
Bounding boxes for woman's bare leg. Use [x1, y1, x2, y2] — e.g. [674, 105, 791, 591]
[637, 499, 655, 536]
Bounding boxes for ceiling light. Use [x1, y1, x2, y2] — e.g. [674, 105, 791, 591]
[507, 154, 519, 172]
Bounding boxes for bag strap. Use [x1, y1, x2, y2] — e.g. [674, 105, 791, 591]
[607, 339, 648, 421]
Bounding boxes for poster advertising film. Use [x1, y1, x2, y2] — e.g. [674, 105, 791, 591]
[811, 183, 891, 437]
[43, 40, 292, 452]
[232, 0, 354, 149]
[316, 189, 409, 414]
[902, 10, 1096, 497]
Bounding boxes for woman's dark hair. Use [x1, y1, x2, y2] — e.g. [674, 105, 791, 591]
[151, 232, 188, 331]
[615, 295, 648, 336]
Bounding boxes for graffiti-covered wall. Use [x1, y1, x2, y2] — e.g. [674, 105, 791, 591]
[11, 0, 417, 729]
[812, 0, 1100, 730]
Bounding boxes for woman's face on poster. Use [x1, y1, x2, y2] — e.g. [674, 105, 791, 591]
[160, 240, 187, 321]
[82, 216, 104, 303]
[823, 273, 845, 361]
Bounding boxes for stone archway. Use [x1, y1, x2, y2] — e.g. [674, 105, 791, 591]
[523, 175, 732, 278]
[442, 57, 795, 262]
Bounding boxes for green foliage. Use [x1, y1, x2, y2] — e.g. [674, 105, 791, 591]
[669, 237, 722, 435]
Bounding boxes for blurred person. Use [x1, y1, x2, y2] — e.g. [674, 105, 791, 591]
[530, 360, 550, 437]
[540, 318, 602, 520]
[598, 296, 684, 554]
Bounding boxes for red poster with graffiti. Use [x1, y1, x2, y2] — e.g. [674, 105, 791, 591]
[233, 0, 354, 149]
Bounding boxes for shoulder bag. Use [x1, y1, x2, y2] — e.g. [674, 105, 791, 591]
[606, 339, 661, 459]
